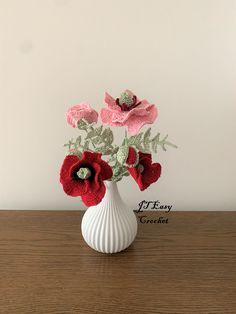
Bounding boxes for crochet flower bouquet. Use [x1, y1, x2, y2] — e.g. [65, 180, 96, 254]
[60, 90, 177, 207]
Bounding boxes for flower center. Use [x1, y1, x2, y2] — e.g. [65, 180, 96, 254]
[77, 167, 92, 180]
[116, 91, 141, 111]
[137, 164, 144, 173]
[119, 91, 133, 107]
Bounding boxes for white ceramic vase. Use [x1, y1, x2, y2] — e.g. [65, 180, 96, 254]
[81, 181, 138, 253]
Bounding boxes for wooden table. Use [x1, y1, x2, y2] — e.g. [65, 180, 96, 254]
[0, 211, 235, 314]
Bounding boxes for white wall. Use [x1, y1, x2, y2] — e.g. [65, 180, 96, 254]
[0, 0, 236, 210]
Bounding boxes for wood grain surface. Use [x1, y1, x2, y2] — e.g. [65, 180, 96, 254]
[0, 211, 236, 314]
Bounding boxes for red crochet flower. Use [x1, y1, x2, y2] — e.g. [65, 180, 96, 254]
[60, 152, 113, 206]
[127, 148, 162, 191]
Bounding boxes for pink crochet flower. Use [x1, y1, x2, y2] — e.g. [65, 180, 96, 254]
[100, 90, 158, 135]
[67, 103, 98, 128]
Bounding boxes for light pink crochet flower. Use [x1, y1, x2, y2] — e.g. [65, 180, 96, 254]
[100, 90, 157, 135]
[67, 103, 98, 128]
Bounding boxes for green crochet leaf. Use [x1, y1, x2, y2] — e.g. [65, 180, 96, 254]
[151, 133, 160, 153]
[77, 119, 88, 130]
[92, 136, 103, 145]
[95, 125, 103, 136]
[85, 129, 97, 139]
[143, 128, 151, 152]
[76, 136, 82, 146]
[102, 128, 113, 145]
[83, 140, 89, 150]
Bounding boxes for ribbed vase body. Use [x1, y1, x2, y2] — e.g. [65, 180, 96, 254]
[81, 181, 138, 253]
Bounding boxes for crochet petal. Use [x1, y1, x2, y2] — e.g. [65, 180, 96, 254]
[126, 105, 158, 135]
[140, 163, 162, 190]
[110, 103, 156, 125]
[98, 160, 113, 180]
[62, 179, 89, 196]
[111, 110, 132, 123]
[104, 92, 121, 110]
[100, 108, 123, 127]
[88, 162, 102, 192]
[81, 182, 106, 206]
[139, 152, 152, 163]
[126, 147, 138, 166]
[81, 151, 102, 163]
[128, 167, 140, 182]
[82, 109, 98, 124]
[60, 155, 80, 183]
[121, 101, 154, 120]
[100, 108, 113, 124]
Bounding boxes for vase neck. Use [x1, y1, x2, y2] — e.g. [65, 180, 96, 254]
[104, 180, 122, 202]
[104, 180, 118, 192]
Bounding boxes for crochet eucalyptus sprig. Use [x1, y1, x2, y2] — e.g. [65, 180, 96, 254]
[124, 128, 177, 153]
[64, 119, 118, 156]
